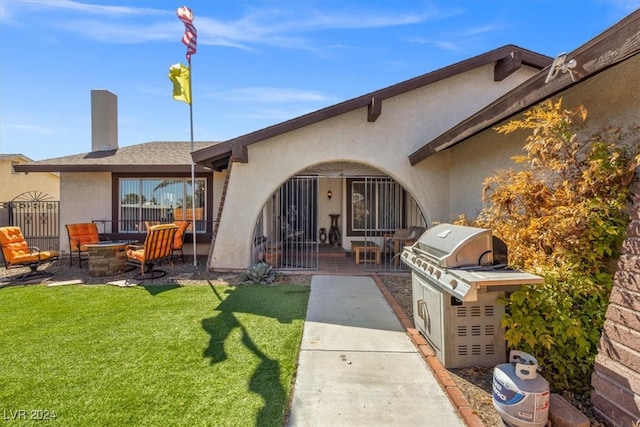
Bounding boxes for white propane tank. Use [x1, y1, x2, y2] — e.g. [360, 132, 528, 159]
[492, 350, 550, 427]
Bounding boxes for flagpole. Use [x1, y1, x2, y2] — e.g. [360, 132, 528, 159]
[188, 58, 197, 267]
[176, 5, 198, 268]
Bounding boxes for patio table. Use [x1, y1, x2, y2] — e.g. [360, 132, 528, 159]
[350, 241, 381, 265]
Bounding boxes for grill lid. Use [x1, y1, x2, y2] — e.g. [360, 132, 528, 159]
[412, 223, 493, 268]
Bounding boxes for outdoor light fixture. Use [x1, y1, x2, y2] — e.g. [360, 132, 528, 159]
[327, 190, 332, 200]
[545, 52, 578, 83]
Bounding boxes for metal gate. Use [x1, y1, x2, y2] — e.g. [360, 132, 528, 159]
[359, 177, 426, 272]
[253, 176, 318, 270]
[9, 191, 60, 251]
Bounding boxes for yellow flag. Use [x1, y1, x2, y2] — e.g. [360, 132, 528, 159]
[168, 63, 191, 104]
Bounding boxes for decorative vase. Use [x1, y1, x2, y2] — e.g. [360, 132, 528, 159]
[319, 228, 327, 244]
[329, 214, 340, 246]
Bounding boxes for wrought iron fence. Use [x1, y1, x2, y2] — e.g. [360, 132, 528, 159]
[7, 192, 60, 251]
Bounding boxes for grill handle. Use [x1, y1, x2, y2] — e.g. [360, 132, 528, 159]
[410, 245, 441, 264]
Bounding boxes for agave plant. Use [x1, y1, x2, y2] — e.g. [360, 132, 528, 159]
[241, 262, 277, 285]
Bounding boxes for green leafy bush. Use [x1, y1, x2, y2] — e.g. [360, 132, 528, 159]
[471, 99, 639, 395]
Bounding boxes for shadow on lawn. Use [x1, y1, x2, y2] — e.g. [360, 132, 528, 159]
[201, 283, 307, 425]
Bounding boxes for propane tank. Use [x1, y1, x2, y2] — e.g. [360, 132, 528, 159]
[492, 350, 550, 427]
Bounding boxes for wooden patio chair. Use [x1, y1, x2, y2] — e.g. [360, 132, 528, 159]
[66, 222, 104, 267]
[172, 220, 191, 262]
[0, 226, 59, 281]
[125, 223, 178, 280]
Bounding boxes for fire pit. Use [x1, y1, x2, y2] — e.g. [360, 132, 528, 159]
[85, 241, 132, 277]
[401, 223, 543, 368]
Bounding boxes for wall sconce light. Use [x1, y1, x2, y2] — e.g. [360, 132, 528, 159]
[327, 190, 332, 200]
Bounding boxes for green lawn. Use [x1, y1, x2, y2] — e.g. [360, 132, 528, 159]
[0, 283, 309, 426]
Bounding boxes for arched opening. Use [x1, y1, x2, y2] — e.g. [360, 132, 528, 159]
[251, 162, 427, 272]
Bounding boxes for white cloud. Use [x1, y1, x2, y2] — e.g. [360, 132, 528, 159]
[1, 0, 453, 52]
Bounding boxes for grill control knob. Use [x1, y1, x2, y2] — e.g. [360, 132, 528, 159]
[427, 266, 434, 274]
[449, 279, 458, 289]
[434, 270, 441, 279]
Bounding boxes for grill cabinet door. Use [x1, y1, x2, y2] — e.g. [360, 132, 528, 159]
[412, 273, 444, 358]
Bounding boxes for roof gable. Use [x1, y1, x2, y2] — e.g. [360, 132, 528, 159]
[409, 10, 640, 165]
[192, 45, 550, 171]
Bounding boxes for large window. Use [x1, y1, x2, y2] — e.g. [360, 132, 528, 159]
[119, 178, 206, 232]
[348, 178, 404, 235]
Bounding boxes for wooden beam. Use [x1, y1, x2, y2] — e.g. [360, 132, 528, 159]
[230, 141, 248, 164]
[494, 51, 522, 81]
[368, 96, 382, 122]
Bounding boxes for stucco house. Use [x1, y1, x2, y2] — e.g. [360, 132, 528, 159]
[0, 154, 60, 233]
[16, 46, 551, 267]
[12, 10, 640, 422]
[0, 154, 59, 202]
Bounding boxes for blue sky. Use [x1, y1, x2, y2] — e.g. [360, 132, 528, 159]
[0, 1, 638, 161]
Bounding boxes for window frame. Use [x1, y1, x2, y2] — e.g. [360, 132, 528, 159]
[346, 177, 406, 237]
[111, 173, 213, 234]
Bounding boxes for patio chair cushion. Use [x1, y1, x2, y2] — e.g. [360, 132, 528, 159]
[125, 223, 178, 279]
[66, 223, 101, 251]
[0, 227, 57, 264]
[0, 226, 59, 279]
[66, 223, 102, 267]
[172, 220, 191, 262]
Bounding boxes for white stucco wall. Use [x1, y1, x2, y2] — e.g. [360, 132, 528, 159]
[59, 172, 112, 254]
[448, 55, 640, 220]
[210, 64, 541, 270]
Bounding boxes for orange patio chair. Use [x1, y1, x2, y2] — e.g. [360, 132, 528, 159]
[66, 223, 104, 267]
[172, 220, 191, 262]
[0, 226, 59, 281]
[125, 223, 178, 280]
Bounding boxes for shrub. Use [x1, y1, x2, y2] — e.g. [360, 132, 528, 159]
[472, 99, 639, 394]
[241, 262, 278, 285]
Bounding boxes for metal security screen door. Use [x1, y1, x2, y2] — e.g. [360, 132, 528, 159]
[356, 177, 426, 272]
[254, 176, 318, 270]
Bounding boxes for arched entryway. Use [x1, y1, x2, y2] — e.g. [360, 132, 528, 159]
[251, 162, 426, 272]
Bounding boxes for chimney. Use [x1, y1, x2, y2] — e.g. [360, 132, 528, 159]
[91, 89, 118, 152]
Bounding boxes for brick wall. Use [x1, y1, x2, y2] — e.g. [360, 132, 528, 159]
[592, 178, 640, 426]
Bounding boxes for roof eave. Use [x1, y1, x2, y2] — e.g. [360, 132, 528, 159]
[13, 164, 212, 173]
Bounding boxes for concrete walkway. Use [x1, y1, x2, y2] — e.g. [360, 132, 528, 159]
[287, 275, 464, 427]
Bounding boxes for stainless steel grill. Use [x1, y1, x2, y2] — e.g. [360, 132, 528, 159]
[401, 223, 543, 368]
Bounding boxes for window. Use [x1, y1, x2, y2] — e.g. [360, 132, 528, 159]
[347, 177, 404, 236]
[119, 178, 206, 232]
